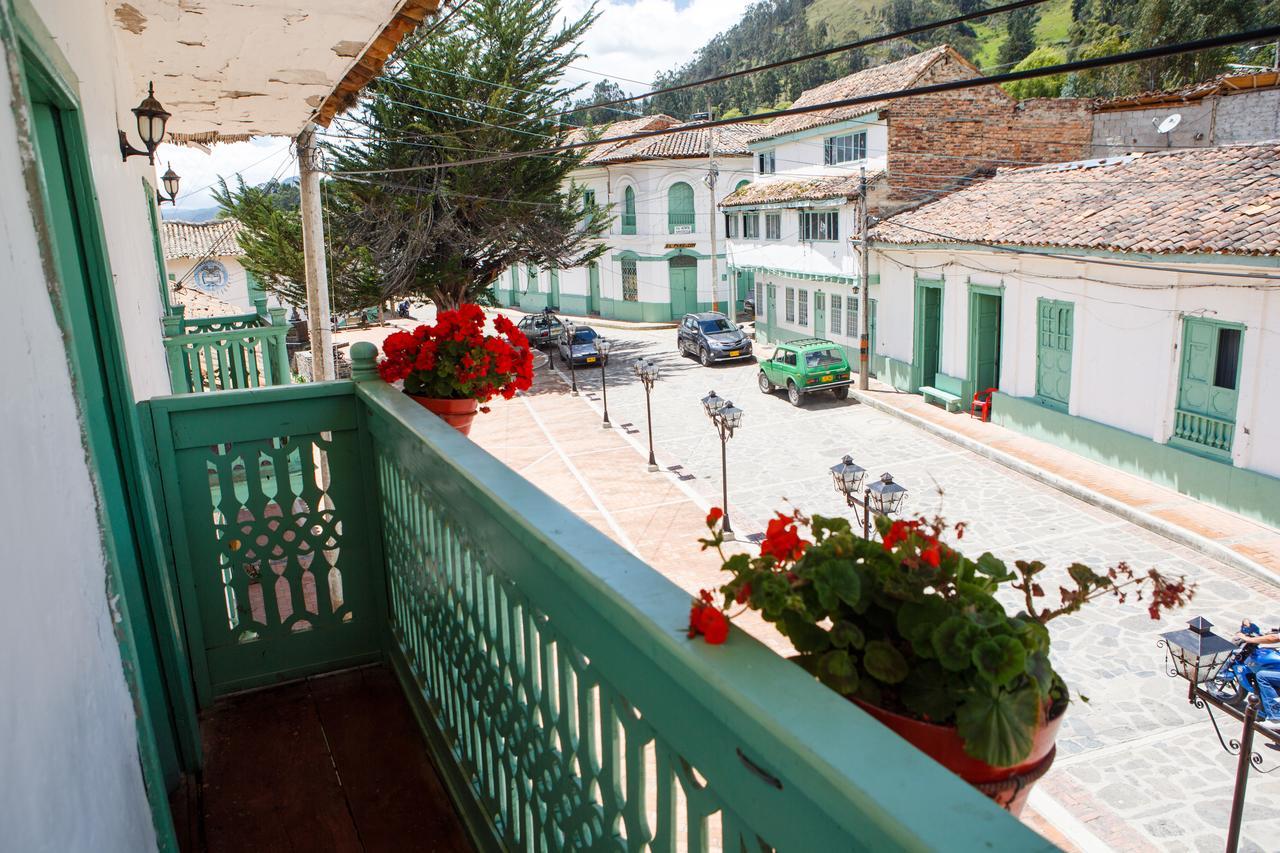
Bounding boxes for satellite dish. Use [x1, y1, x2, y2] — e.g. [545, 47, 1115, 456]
[1156, 113, 1182, 134]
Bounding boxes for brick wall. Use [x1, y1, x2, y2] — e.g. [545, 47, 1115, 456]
[880, 52, 1092, 213]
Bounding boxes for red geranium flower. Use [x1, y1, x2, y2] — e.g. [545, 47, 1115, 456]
[760, 512, 807, 564]
[706, 507, 724, 528]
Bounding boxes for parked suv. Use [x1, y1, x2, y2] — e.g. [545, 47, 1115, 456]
[516, 312, 564, 347]
[677, 312, 753, 366]
[758, 338, 851, 406]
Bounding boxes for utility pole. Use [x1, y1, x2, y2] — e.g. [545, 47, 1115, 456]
[704, 98, 720, 314]
[857, 166, 870, 391]
[298, 123, 335, 381]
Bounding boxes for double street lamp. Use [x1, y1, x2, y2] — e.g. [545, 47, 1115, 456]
[563, 320, 579, 396]
[634, 358, 660, 471]
[597, 337, 613, 429]
[830, 454, 908, 538]
[702, 390, 743, 541]
[1158, 617, 1280, 853]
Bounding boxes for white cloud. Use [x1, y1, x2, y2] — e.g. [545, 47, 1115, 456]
[155, 136, 296, 215]
[157, 1, 740, 211]
[558, 0, 744, 100]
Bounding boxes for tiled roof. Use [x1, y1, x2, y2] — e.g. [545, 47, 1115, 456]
[750, 45, 960, 143]
[720, 172, 882, 207]
[162, 219, 245, 260]
[1093, 70, 1280, 111]
[567, 115, 681, 164]
[168, 282, 242, 318]
[871, 143, 1280, 256]
[588, 120, 756, 164]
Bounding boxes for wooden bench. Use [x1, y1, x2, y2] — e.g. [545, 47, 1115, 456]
[919, 373, 964, 413]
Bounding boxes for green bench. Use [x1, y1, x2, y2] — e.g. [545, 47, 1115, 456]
[919, 373, 964, 413]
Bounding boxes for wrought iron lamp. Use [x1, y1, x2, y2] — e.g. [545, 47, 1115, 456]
[1158, 616, 1280, 853]
[702, 391, 741, 540]
[634, 358, 660, 471]
[597, 337, 613, 429]
[156, 163, 180, 205]
[830, 458, 905, 538]
[120, 82, 171, 164]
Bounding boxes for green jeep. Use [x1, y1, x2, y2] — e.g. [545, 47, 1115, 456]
[758, 338, 852, 406]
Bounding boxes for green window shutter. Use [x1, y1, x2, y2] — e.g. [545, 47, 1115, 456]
[1035, 298, 1073, 410]
[622, 186, 636, 234]
[526, 264, 538, 294]
[1172, 318, 1243, 457]
[668, 182, 694, 233]
[144, 181, 173, 314]
[621, 258, 638, 301]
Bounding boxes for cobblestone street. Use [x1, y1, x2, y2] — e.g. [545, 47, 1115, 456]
[347, 314, 1280, 851]
[515, 319, 1280, 853]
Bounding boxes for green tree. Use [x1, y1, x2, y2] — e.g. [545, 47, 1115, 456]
[997, 7, 1039, 69]
[1003, 46, 1068, 99]
[567, 79, 631, 126]
[224, 0, 609, 310]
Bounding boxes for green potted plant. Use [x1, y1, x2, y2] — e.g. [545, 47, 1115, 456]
[377, 304, 533, 435]
[692, 509, 1195, 813]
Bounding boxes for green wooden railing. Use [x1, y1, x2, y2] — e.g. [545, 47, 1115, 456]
[161, 298, 291, 394]
[143, 342, 1053, 852]
[1172, 408, 1235, 456]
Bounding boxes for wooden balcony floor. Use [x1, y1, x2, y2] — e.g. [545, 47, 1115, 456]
[171, 665, 472, 853]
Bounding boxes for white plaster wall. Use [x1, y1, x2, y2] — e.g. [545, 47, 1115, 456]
[725, 203, 858, 279]
[762, 116, 888, 181]
[875, 248, 1280, 478]
[167, 254, 255, 310]
[0, 18, 157, 853]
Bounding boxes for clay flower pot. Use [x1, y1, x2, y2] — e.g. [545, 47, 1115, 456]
[852, 698, 1063, 816]
[409, 395, 479, 436]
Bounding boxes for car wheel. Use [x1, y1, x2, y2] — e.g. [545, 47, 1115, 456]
[832, 386, 850, 400]
[700, 347, 713, 367]
[787, 381, 804, 407]
[758, 371, 773, 393]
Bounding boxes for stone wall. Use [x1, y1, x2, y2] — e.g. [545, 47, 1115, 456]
[880, 52, 1092, 212]
[1091, 88, 1280, 156]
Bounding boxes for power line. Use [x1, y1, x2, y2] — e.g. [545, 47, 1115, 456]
[325, 24, 1280, 177]
[548, 0, 1059, 118]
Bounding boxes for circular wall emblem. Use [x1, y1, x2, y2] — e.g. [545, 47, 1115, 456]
[193, 259, 229, 294]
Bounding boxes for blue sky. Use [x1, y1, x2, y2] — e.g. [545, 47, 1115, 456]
[158, 0, 746, 214]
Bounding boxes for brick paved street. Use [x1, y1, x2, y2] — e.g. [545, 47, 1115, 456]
[344, 315, 1280, 852]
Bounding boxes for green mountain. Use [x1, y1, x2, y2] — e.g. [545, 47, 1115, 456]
[640, 0, 1274, 118]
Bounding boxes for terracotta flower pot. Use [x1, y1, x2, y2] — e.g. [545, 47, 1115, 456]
[408, 395, 479, 436]
[851, 698, 1063, 816]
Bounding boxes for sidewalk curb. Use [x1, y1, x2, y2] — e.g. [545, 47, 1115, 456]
[493, 306, 676, 331]
[850, 388, 1278, 588]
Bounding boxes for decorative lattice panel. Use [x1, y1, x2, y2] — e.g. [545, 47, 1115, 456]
[376, 448, 769, 852]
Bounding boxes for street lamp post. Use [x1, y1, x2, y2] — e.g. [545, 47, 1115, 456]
[598, 337, 613, 429]
[1158, 617, 1280, 853]
[702, 390, 742, 541]
[830, 455, 907, 538]
[563, 320, 579, 396]
[634, 358, 660, 471]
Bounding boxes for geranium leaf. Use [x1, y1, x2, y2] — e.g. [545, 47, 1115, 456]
[863, 640, 909, 685]
[900, 663, 960, 723]
[955, 687, 1040, 767]
[780, 610, 831, 653]
[897, 596, 949, 658]
[1026, 652, 1054, 698]
[931, 616, 980, 672]
[817, 649, 860, 695]
[971, 636, 1027, 687]
[830, 621, 865, 650]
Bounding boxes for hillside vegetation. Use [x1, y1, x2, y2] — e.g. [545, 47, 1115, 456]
[631, 0, 1276, 119]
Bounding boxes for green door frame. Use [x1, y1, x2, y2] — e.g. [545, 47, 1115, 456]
[911, 278, 944, 392]
[966, 283, 1004, 402]
[11, 6, 190, 848]
[588, 262, 600, 314]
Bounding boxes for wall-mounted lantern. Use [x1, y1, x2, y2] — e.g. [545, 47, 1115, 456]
[156, 163, 180, 205]
[119, 82, 171, 164]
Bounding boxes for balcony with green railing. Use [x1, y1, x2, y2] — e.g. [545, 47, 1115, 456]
[160, 297, 292, 394]
[143, 341, 1053, 852]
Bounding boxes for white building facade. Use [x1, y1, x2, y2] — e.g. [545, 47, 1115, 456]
[871, 145, 1280, 529]
[162, 219, 270, 313]
[495, 116, 754, 322]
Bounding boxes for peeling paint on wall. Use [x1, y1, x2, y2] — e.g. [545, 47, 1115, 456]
[332, 40, 364, 57]
[113, 3, 146, 34]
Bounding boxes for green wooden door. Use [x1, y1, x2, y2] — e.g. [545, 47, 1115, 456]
[1173, 318, 1242, 455]
[669, 256, 697, 317]
[913, 283, 942, 390]
[29, 89, 193, 803]
[549, 269, 560, 310]
[813, 291, 826, 338]
[766, 284, 777, 339]
[1035, 299, 1074, 410]
[509, 268, 519, 305]
[588, 262, 600, 314]
[868, 297, 878, 377]
[969, 291, 1003, 394]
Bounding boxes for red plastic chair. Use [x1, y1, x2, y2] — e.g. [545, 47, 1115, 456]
[970, 387, 997, 422]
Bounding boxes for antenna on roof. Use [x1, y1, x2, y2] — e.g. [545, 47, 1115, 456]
[1153, 113, 1182, 147]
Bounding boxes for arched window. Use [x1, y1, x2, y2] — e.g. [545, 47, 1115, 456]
[622, 185, 637, 235]
[735, 179, 750, 192]
[667, 182, 695, 234]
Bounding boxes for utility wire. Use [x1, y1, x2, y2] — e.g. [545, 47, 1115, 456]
[326, 24, 1280, 176]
